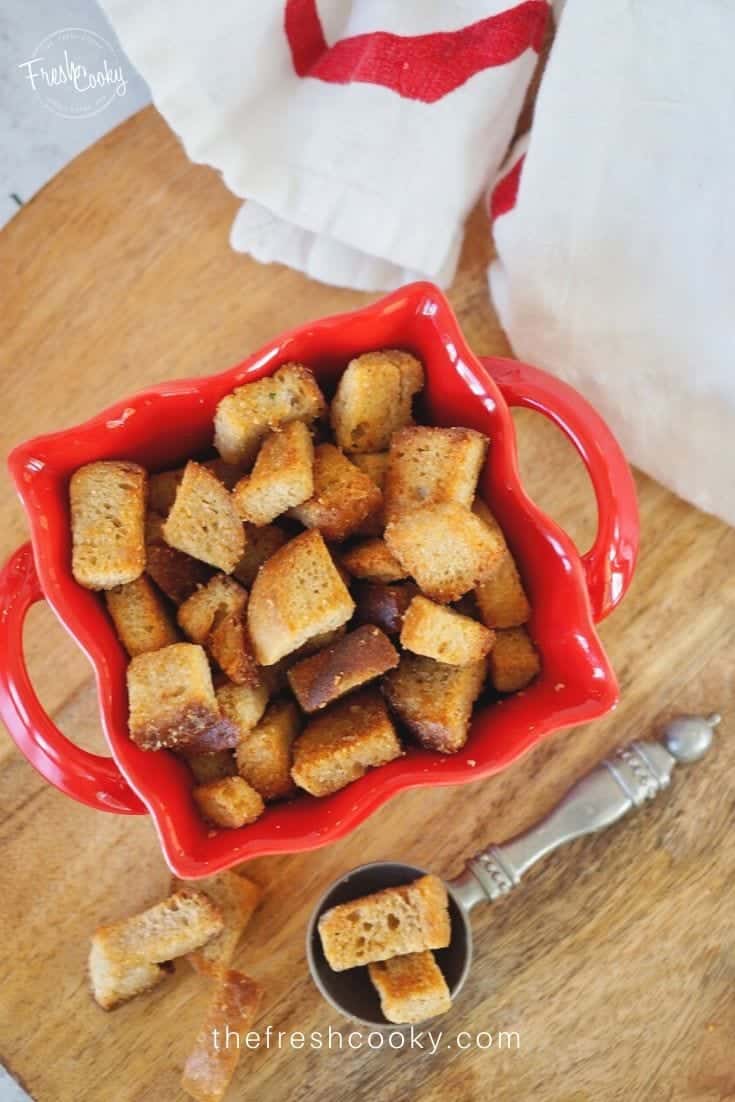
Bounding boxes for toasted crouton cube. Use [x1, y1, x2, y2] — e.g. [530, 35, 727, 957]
[214, 362, 326, 467]
[385, 503, 504, 603]
[400, 595, 495, 666]
[475, 556, 531, 630]
[145, 511, 213, 604]
[89, 889, 225, 1009]
[351, 451, 390, 491]
[193, 776, 265, 828]
[148, 467, 184, 515]
[176, 574, 259, 685]
[178, 575, 247, 643]
[368, 950, 452, 1024]
[488, 627, 540, 692]
[384, 427, 488, 522]
[235, 698, 301, 801]
[289, 443, 383, 541]
[209, 610, 259, 686]
[353, 581, 419, 638]
[183, 750, 237, 785]
[163, 461, 244, 573]
[471, 500, 531, 628]
[216, 680, 270, 735]
[233, 421, 314, 526]
[127, 643, 237, 753]
[105, 575, 178, 657]
[232, 523, 286, 586]
[341, 539, 407, 583]
[90, 889, 223, 988]
[70, 460, 146, 589]
[318, 874, 450, 971]
[330, 350, 424, 453]
[382, 654, 486, 754]
[287, 626, 399, 713]
[247, 530, 355, 665]
[88, 946, 167, 1011]
[181, 971, 263, 1102]
[171, 872, 262, 978]
[291, 690, 402, 797]
[350, 450, 390, 492]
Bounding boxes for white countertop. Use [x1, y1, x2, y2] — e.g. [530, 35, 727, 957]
[0, 0, 150, 229]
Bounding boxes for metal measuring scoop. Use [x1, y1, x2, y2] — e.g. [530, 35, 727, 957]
[306, 714, 719, 1026]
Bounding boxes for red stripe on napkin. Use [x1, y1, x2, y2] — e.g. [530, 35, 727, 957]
[490, 154, 525, 220]
[285, 0, 548, 103]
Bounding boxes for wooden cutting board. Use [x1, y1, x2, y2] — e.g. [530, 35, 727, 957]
[0, 108, 733, 1102]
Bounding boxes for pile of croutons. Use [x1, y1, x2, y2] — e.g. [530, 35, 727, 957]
[69, 349, 540, 830]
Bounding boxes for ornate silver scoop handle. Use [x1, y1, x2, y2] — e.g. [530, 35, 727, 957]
[450, 714, 719, 912]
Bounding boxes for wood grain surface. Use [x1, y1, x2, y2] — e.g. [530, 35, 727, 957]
[0, 108, 733, 1102]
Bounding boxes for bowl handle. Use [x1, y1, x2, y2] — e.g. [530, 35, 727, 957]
[479, 356, 639, 623]
[0, 542, 145, 814]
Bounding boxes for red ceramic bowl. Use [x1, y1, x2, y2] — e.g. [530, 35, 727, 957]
[0, 282, 638, 878]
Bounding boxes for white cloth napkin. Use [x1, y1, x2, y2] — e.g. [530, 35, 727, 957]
[490, 0, 735, 526]
[98, 0, 548, 290]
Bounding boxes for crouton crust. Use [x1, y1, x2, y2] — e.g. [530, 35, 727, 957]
[287, 625, 399, 713]
[289, 443, 383, 542]
[330, 350, 424, 453]
[291, 689, 402, 797]
[385, 502, 505, 603]
[70, 460, 147, 589]
[317, 874, 450, 971]
[214, 362, 326, 467]
[384, 426, 488, 522]
[247, 529, 355, 665]
[163, 461, 244, 573]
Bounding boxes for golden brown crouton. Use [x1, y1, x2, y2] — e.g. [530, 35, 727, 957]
[351, 451, 389, 490]
[289, 443, 383, 542]
[214, 362, 326, 467]
[385, 502, 505, 603]
[178, 575, 247, 643]
[148, 467, 184, 515]
[317, 874, 450, 971]
[127, 643, 237, 753]
[341, 538, 408, 583]
[89, 889, 223, 1008]
[247, 529, 355, 665]
[291, 689, 402, 797]
[368, 951, 452, 1024]
[353, 581, 419, 638]
[382, 654, 486, 754]
[88, 950, 167, 1011]
[177, 574, 259, 685]
[232, 421, 314, 526]
[488, 627, 540, 692]
[235, 698, 301, 801]
[232, 523, 286, 586]
[216, 680, 270, 736]
[105, 575, 178, 657]
[471, 500, 531, 629]
[163, 461, 244, 573]
[145, 511, 213, 604]
[181, 971, 263, 1102]
[183, 750, 237, 785]
[400, 595, 495, 666]
[171, 872, 262, 978]
[287, 626, 399, 713]
[70, 460, 147, 589]
[193, 776, 265, 829]
[384, 426, 488, 522]
[330, 350, 424, 453]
